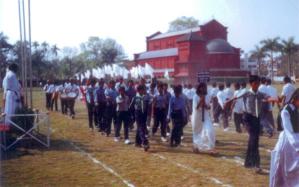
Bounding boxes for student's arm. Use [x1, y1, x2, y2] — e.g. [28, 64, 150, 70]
[281, 109, 299, 152]
[167, 97, 173, 119]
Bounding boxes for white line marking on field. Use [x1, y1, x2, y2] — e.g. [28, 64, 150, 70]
[69, 141, 135, 187]
[153, 153, 232, 187]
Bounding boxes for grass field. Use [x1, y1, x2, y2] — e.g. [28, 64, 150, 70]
[0, 84, 290, 187]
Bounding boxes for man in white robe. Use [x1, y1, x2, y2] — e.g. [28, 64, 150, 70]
[2, 64, 21, 125]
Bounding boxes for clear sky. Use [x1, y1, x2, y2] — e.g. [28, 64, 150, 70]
[1, 0, 299, 59]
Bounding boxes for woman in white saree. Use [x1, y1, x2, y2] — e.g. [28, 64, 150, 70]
[270, 88, 299, 187]
[191, 82, 216, 153]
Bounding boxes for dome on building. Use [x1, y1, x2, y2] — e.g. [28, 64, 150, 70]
[206, 39, 234, 54]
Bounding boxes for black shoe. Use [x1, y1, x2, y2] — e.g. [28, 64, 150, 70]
[144, 144, 150, 152]
[135, 144, 142, 148]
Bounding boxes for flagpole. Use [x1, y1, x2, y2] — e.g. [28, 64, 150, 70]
[28, 0, 33, 108]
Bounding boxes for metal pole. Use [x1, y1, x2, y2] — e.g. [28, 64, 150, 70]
[28, 0, 33, 108]
[22, 0, 28, 106]
[18, 0, 25, 94]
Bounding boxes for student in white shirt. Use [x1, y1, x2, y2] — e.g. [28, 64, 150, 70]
[210, 82, 220, 124]
[43, 80, 55, 110]
[277, 76, 296, 131]
[224, 82, 234, 118]
[266, 79, 278, 129]
[232, 83, 244, 133]
[281, 76, 296, 105]
[258, 77, 274, 137]
[217, 83, 229, 130]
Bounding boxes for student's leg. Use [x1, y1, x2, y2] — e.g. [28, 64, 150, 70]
[234, 112, 242, 133]
[123, 112, 130, 140]
[152, 109, 159, 135]
[87, 103, 94, 129]
[114, 112, 122, 138]
[245, 116, 260, 168]
[160, 109, 167, 138]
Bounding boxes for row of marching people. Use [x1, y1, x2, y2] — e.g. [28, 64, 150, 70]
[42, 75, 299, 186]
[82, 77, 192, 152]
[43, 79, 80, 119]
[209, 76, 295, 138]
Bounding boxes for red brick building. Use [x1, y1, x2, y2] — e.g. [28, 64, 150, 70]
[134, 19, 249, 84]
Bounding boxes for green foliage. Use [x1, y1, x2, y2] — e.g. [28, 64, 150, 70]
[0, 32, 126, 81]
[168, 16, 199, 32]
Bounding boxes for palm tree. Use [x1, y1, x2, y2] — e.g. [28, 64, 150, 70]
[260, 37, 281, 80]
[51, 44, 60, 58]
[250, 45, 265, 76]
[281, 37, 297, 77]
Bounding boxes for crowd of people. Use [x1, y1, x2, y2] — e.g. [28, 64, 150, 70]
[38, 72, 299, 186]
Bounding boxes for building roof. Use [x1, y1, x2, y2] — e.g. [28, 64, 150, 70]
[176, 32, 206, 42]
[206, 39, 235, 54]
[136, 48, 178, 60]
[149, 27, 201, 41]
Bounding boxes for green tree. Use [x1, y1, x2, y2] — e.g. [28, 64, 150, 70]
[0, 32, 13, 84]
[250, 45, 265, 76]
[260, 37, 281, 80]
[168, 16, 199, 32]
[281, 37, 297, 77]
[101, 38, 125, 64]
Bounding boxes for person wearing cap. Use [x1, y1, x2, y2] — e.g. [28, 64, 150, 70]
[270, 88, 299, 187]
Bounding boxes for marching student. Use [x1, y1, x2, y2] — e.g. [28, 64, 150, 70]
[266, 78, 278, 131]
[115, 86, 131, 144]
[167, 85, 187, 147]
[152, 83, 168, 142]
[146, 83, 157, 131]
[270, 88, 299, 187]
[257, 77, 273, 136]
[164, 83, 172, 136]
[130, 85, 150, 151]
[58, 81, 67, 115]
[85, 78, 97, 130]
[95, 78, 106, 132]
[210, 82, 220, 125]
[242, 75, 277, 173]
[231, 82, 244, 133]
[104, 80, 118, 136]
[277, 76, 296, 131]
[115, 77, 127, 92]
[191, 82, 216, 154]
[216, 83, 229, 131]
[51, 81, 59, 112]
[126, 80, 136, 130]
[224, 82, 234, 119]
[43, 80, 55, 110]
[66, 79, 80, 119]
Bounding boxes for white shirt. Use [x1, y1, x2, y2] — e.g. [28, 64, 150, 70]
[258, 84, 269, 96]
[217, 90, 227, 109]
[44, 84, 55, 93]
[233, 90, 244, 114]
[282, 83, 296, 104]
[210, 87, 219, 98]
[224, 88, 234, 100]
[267, 85, 278, 111]
[185, 88, 195, 100]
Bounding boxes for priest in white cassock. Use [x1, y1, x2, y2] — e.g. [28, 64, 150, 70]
[2, 63, 21, 125]
[270, 88, 299, 187]
[191, 82, 216, 154]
